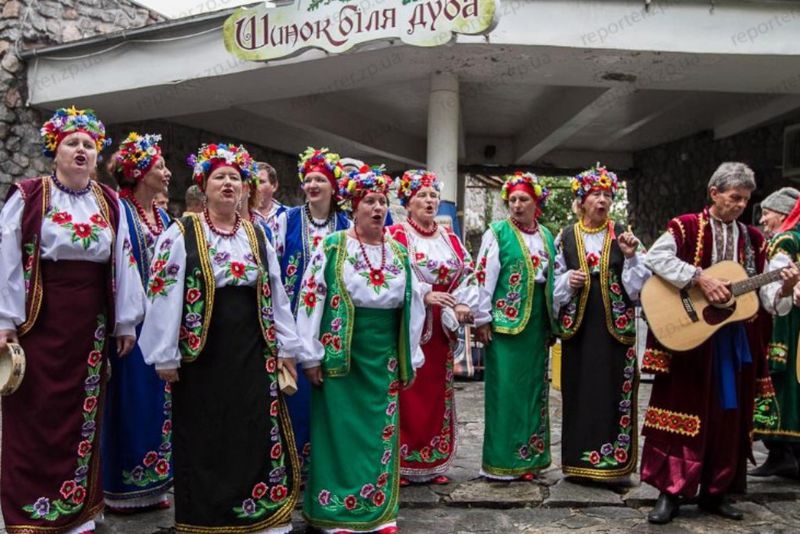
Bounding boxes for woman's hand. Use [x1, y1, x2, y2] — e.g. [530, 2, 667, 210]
[278, 357, 298, 381]
[116, 335, 136, 357]
[453, 304, 474, 324]
[0, 329, 19, 353]
[568, 269, 588, 290]
[424, 291, 457, 308]
[157, 368, 180, 383]
[304, 366, 324, 386]
[779, 264, 800, 298]
[476, 323, 492, 345]
[617, 232, 640, 259]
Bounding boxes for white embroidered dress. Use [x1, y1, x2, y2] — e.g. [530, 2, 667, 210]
[0, 184, 145, 335]
[474, 227, 571, 327]
[138, 220, 303, 370]
[295, 233, 427, 369]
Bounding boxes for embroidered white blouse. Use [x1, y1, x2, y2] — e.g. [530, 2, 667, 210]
[0, 184, 145, 336]
[553, 228, 651, 308]
[294, 233, 428, 369]
[138, 219, 303, 370]
[402, 223, 479, 312]
[272, 209, 352, 259]
[474, 227, 573, 327]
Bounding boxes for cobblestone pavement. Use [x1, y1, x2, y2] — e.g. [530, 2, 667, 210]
[3, 381, 800, 533]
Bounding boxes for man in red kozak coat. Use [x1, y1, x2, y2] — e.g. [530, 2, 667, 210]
[641, 162, 799, 524]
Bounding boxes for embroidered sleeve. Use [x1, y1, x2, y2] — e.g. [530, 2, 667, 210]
[451, 241, 479, 312]
[296, 248, 328, 368]
[139, 224, 187, 370]
[474, 229, 500, 327]
[645, 231, 697, 289]
[621, 252, 652, 301]
[759, 252, 793, 316]
[264, 238, 303, 359]
[409, 270, 428, 369]
[0, 190, 26, 331]
[113, 199, 146, 337]
[551, 243, 574, 317]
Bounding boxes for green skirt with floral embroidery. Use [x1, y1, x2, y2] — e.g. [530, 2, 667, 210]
[482, 282, 551, 477]
[755, 306, 800, 442]
[303, 307, 401, 531]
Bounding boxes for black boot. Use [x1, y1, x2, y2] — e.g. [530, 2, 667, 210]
[648, 492, 680, 524]
[698, 494, 744, 520]
[749, 444, 799, 478]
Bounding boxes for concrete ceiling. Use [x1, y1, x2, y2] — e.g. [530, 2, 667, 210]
[24, 2, 800, 171]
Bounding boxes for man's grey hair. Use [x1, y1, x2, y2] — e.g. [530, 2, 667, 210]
[707, 162, 756, 192]
[185, 184, 205, 206]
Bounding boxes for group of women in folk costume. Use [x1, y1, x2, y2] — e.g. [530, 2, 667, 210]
[0, 108, 146, 534]
[0, 106, 655, 534]
[472, 167, 647, 482]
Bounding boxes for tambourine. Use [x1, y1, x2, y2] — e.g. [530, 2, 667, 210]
[0, 343, 26, 396]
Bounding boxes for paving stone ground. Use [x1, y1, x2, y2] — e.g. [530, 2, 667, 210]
[3, 381, 800, 533]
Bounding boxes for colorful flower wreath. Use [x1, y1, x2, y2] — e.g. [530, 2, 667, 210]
[500, 171, 550, 206]
[297, 147, 344, 185]
[396, 169, 441, 207]
[186, 143, 258, 188]
[571, 163, 619, 202]
[114, 132, 163, 185]
[339, 165, 393, 210]
[40, 106, 110, 158]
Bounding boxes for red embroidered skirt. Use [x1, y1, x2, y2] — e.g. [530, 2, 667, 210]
[2, 261, 109, 534]
[399, 305, 457, 477]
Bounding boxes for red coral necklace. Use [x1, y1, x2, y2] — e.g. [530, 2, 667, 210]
[204, 208, 240, 238]
[354, 225, 386, 285]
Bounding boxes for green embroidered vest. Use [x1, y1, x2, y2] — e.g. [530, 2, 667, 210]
[489, 220, 556, 335]
[318, 231, 414, 385]
[176, 215, 278, 362]
[766, 229, 800, 373]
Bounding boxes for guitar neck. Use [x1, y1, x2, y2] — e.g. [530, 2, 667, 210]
[731, 262, 798, 296]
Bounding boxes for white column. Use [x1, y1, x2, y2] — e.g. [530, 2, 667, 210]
[427, 71, 459, 203]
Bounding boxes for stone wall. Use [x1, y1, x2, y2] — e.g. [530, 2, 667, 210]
[0, 0, 163, 200]
[629, 117, 799, 245]
[104, 120, 303, 211]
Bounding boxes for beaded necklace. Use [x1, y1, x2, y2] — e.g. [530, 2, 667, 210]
[354, 225, 386, 280]
[51, 173, 91, 196]
[510, 216, 538, 235]
[203, 208, 241, 238]
[407, 216, 438, 237]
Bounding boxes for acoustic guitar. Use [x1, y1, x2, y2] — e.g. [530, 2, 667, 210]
[641, 260, 785, 352]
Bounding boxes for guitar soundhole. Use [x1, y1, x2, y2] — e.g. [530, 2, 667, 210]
[702, 302, 736, 325]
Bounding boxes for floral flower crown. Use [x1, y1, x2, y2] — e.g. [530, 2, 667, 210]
[297, 147, 344, 183]
[500, 171, 550, 206]
[40, 106, 110, 158]
[396, 169, 441, 207]
[339, 165, 393, 210]
[114, 132, 163, 185]
[186, 143, 258, 187]
[571, 163, 619, 201]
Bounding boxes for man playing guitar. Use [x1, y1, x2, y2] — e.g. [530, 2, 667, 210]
[641, 162, 799, 524]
